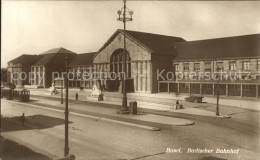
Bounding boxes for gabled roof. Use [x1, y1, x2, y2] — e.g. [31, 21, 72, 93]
[8, 54, 42, 67]
[174, 34, 260, 61]
[40, 47, 76, 55]
[33, 47, 77, 66]
[69, 52, 96, 67]
[98, 29, 185, 56]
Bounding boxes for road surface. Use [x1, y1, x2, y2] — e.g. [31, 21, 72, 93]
[1, 100, 259, 160]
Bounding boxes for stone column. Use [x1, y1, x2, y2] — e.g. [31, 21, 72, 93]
[93, 64, 97, 86]
[134, 62, 138, 91]
[30, 67, 33, 85]
[146, 61, 151, 92]
[200, 83, 202, 95]
[113, 63, 115, 73]
[177, 83, 180, 94]
[126, 62, 129, 78]
[34, 67, 37, 85]
[38, 66, 41, 85]
[256, 85, 259, 99]
[138, 62, 142, 91]
[122, 62, 125, 79]
[43, 67, 46, 88]
[241, 84, 243, 98]
[212, 83, 215, 96]
[189, 83, 191, 95]
[226, 84, 229, 97]
[142, 61, 147, 92]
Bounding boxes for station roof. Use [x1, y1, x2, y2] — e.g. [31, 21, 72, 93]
[33, 47, 77, 66]
[69, 52, 96, 67]
[174, 34, 260, 61]
[98, 29, 186, 56]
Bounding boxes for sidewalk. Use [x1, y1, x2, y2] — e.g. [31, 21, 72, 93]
[26, 97, 195, 127]
[30, 88, 260, 111]
[30, 89, 230, 118]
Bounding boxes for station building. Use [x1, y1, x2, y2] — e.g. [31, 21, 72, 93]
[6, 30, 260, 99]
[7, 54, 42, 87]
[158, 34, 260, 99]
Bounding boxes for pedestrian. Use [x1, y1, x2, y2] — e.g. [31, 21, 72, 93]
[176, 100, 179, 105]
[20, 113, 26, 127]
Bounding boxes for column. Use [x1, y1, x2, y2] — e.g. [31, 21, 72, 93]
[93, 64, 97, 86]
[126, 62, 129, 78]
[256, 85, 259, 99]
[189, 83, 191, 95]
[38, 66, 41, 85]
[31, 67, 33, 85]
[146, 61, 151, 92]
[241, 84, 243, 98]
[43, 67, 46, 88]
[158, 82, 160, 93]
[89, 65, 93, 81]
[100, 64, 103, 88]
[122, 62, 125, 79]
[138, 62, 142, 91]
[226, 84, 229, 97]
[177, 83, 180, 94]
[212, 83, 215, 96]
[135, 62, 138, 92]
[200, 83, 202, 95]
[142, 61, 147, 92]
[34, 67, 37, 85]
[113, 63, 115, 73]
[168, 83, 170, 93]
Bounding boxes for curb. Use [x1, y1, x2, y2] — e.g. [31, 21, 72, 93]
[3, 100, 161, 131]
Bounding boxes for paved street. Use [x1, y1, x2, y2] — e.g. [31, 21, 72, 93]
[1, 98, 260, 160]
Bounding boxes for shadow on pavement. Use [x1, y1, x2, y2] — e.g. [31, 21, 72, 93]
[0, 136, 51, 160]
[1, 115, 72, 132]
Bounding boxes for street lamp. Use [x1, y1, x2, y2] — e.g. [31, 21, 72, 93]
[61, 85, 63, 104]
[64, 54, 69, 156]
[117, 0, 133, 113]
[216, 72, 220, 116]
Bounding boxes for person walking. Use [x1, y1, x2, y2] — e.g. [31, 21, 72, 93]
[20, 113, 26, 127]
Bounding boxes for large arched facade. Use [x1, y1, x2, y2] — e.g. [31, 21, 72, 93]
[110, 48, 131, 78]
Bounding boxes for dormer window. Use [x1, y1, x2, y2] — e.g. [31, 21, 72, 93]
[194, 63, 200, 71]
[242, 61, 250, 70]
[184, 63, 189, 71]
[229, 61, 236, 71]
[174, 64, 179, 72]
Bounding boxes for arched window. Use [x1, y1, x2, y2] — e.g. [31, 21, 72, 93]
[110, 49, 131, 79]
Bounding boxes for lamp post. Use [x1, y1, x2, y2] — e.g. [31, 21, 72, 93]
[64, 54, 69, 156]
[216, 72, 220, 116]
[61, 85, 63, 104]
[117, 0, 133, 113]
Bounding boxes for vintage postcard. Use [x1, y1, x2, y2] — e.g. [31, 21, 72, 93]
[1, 0, 260, 160]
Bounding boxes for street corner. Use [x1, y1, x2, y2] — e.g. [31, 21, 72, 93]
[129, 114, 195, 127]
[216, 114, 232, 119]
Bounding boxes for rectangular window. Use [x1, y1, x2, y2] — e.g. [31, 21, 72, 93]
[184, 63, 189, 71]
[174, 64, 179, 72]
[216, 62, 224, 71]
[194, 63, 200, 71]
[257, 60, 260, 70]
[242, 61, 250, 70]
[229, 61, 236, 70]
[205, 62, 211, 72]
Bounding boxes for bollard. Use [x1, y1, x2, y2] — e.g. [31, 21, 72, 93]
[75, 93, 78, 100]
[129, 101, 137, 115]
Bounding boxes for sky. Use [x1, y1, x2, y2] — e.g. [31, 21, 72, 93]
[2, 0, 260, 68]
